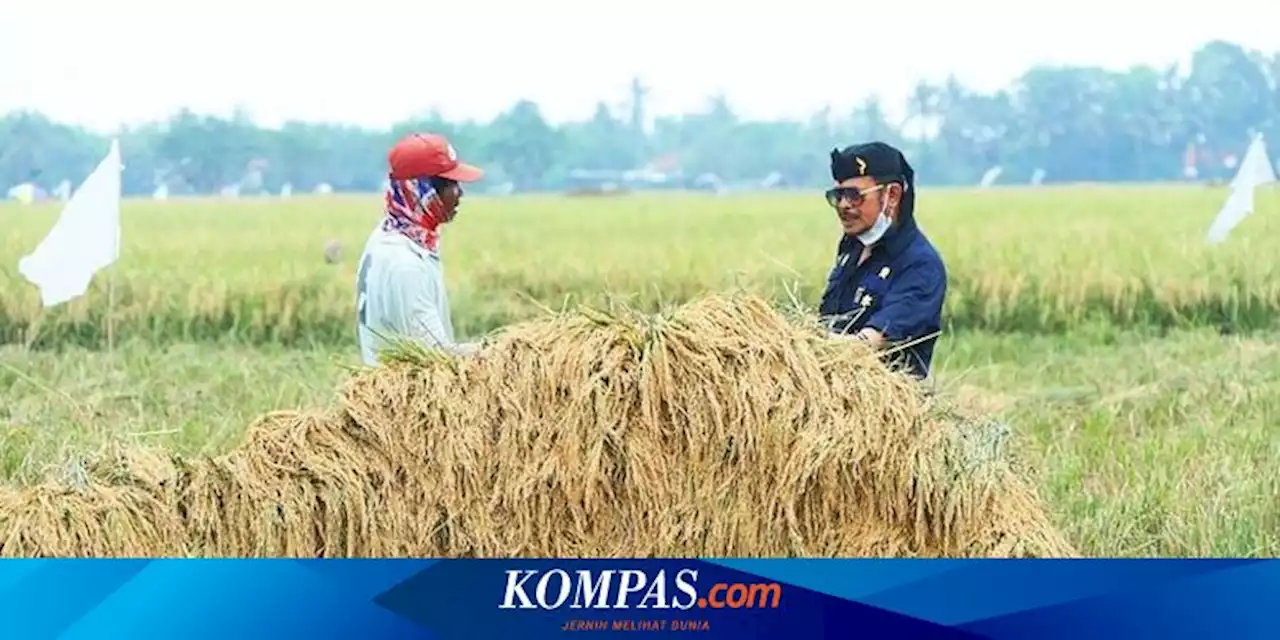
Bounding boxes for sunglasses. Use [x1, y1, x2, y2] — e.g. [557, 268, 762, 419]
[824, 184, 886, 208]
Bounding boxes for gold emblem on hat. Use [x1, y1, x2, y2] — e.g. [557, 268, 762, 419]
[855, 157, 867, 176]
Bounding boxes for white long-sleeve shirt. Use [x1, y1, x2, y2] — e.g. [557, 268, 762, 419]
[356, 225, 461, 366]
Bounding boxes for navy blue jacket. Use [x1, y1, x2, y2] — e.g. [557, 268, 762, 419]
[818, 210, 947, 379]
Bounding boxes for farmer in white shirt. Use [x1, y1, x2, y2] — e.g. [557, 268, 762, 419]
[356, 132, 484, 366]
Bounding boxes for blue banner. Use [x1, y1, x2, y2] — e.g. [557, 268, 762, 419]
[0, 559, 1275, 639]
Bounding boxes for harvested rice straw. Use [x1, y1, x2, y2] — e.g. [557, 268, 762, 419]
[0, 293, 1076, 558]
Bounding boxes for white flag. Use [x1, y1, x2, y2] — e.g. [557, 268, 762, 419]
[1207, 134, 1276, 244]
[978, 165, 1003, 188]
[1230, 133, 1276, 191]
[18, 139, 122, 307]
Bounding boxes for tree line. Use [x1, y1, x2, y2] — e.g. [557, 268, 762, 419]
[2, 39, 1277, 197]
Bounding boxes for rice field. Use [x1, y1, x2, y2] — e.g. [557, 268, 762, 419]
[2, 185, 1279, 347]
[1, 185, 1279, 557]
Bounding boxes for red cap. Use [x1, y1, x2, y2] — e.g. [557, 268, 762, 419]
[388, 133, 483, 182]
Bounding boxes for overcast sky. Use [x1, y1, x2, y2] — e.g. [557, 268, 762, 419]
[2, 0, 1276, 133]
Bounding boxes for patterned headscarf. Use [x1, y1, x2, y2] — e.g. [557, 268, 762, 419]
[382, 176, 447, 254]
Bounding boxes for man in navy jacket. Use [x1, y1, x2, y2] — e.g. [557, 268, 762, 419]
[818, 141, 948, 381]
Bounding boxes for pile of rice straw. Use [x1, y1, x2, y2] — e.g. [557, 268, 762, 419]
[0, 294, 1075, 558]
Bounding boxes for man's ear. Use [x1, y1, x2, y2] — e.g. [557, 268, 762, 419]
[886, 183, 901, 208]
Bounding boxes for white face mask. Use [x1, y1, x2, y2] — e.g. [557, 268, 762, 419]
[856, 189, 894, 245]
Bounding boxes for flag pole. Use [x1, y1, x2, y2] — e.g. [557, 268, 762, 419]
[106, 263, 116, 353]
[24, 308, 45, 352]
[108, 140, 122, 354]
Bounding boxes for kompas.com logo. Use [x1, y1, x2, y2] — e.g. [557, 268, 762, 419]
[498, 568, 782, 610]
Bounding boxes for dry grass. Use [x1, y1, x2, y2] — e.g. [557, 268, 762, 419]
[0, 294, 1072, 558]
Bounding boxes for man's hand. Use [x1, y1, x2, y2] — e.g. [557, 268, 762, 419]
[831, 328, 885, 349]
[856, 328, 885, 349]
